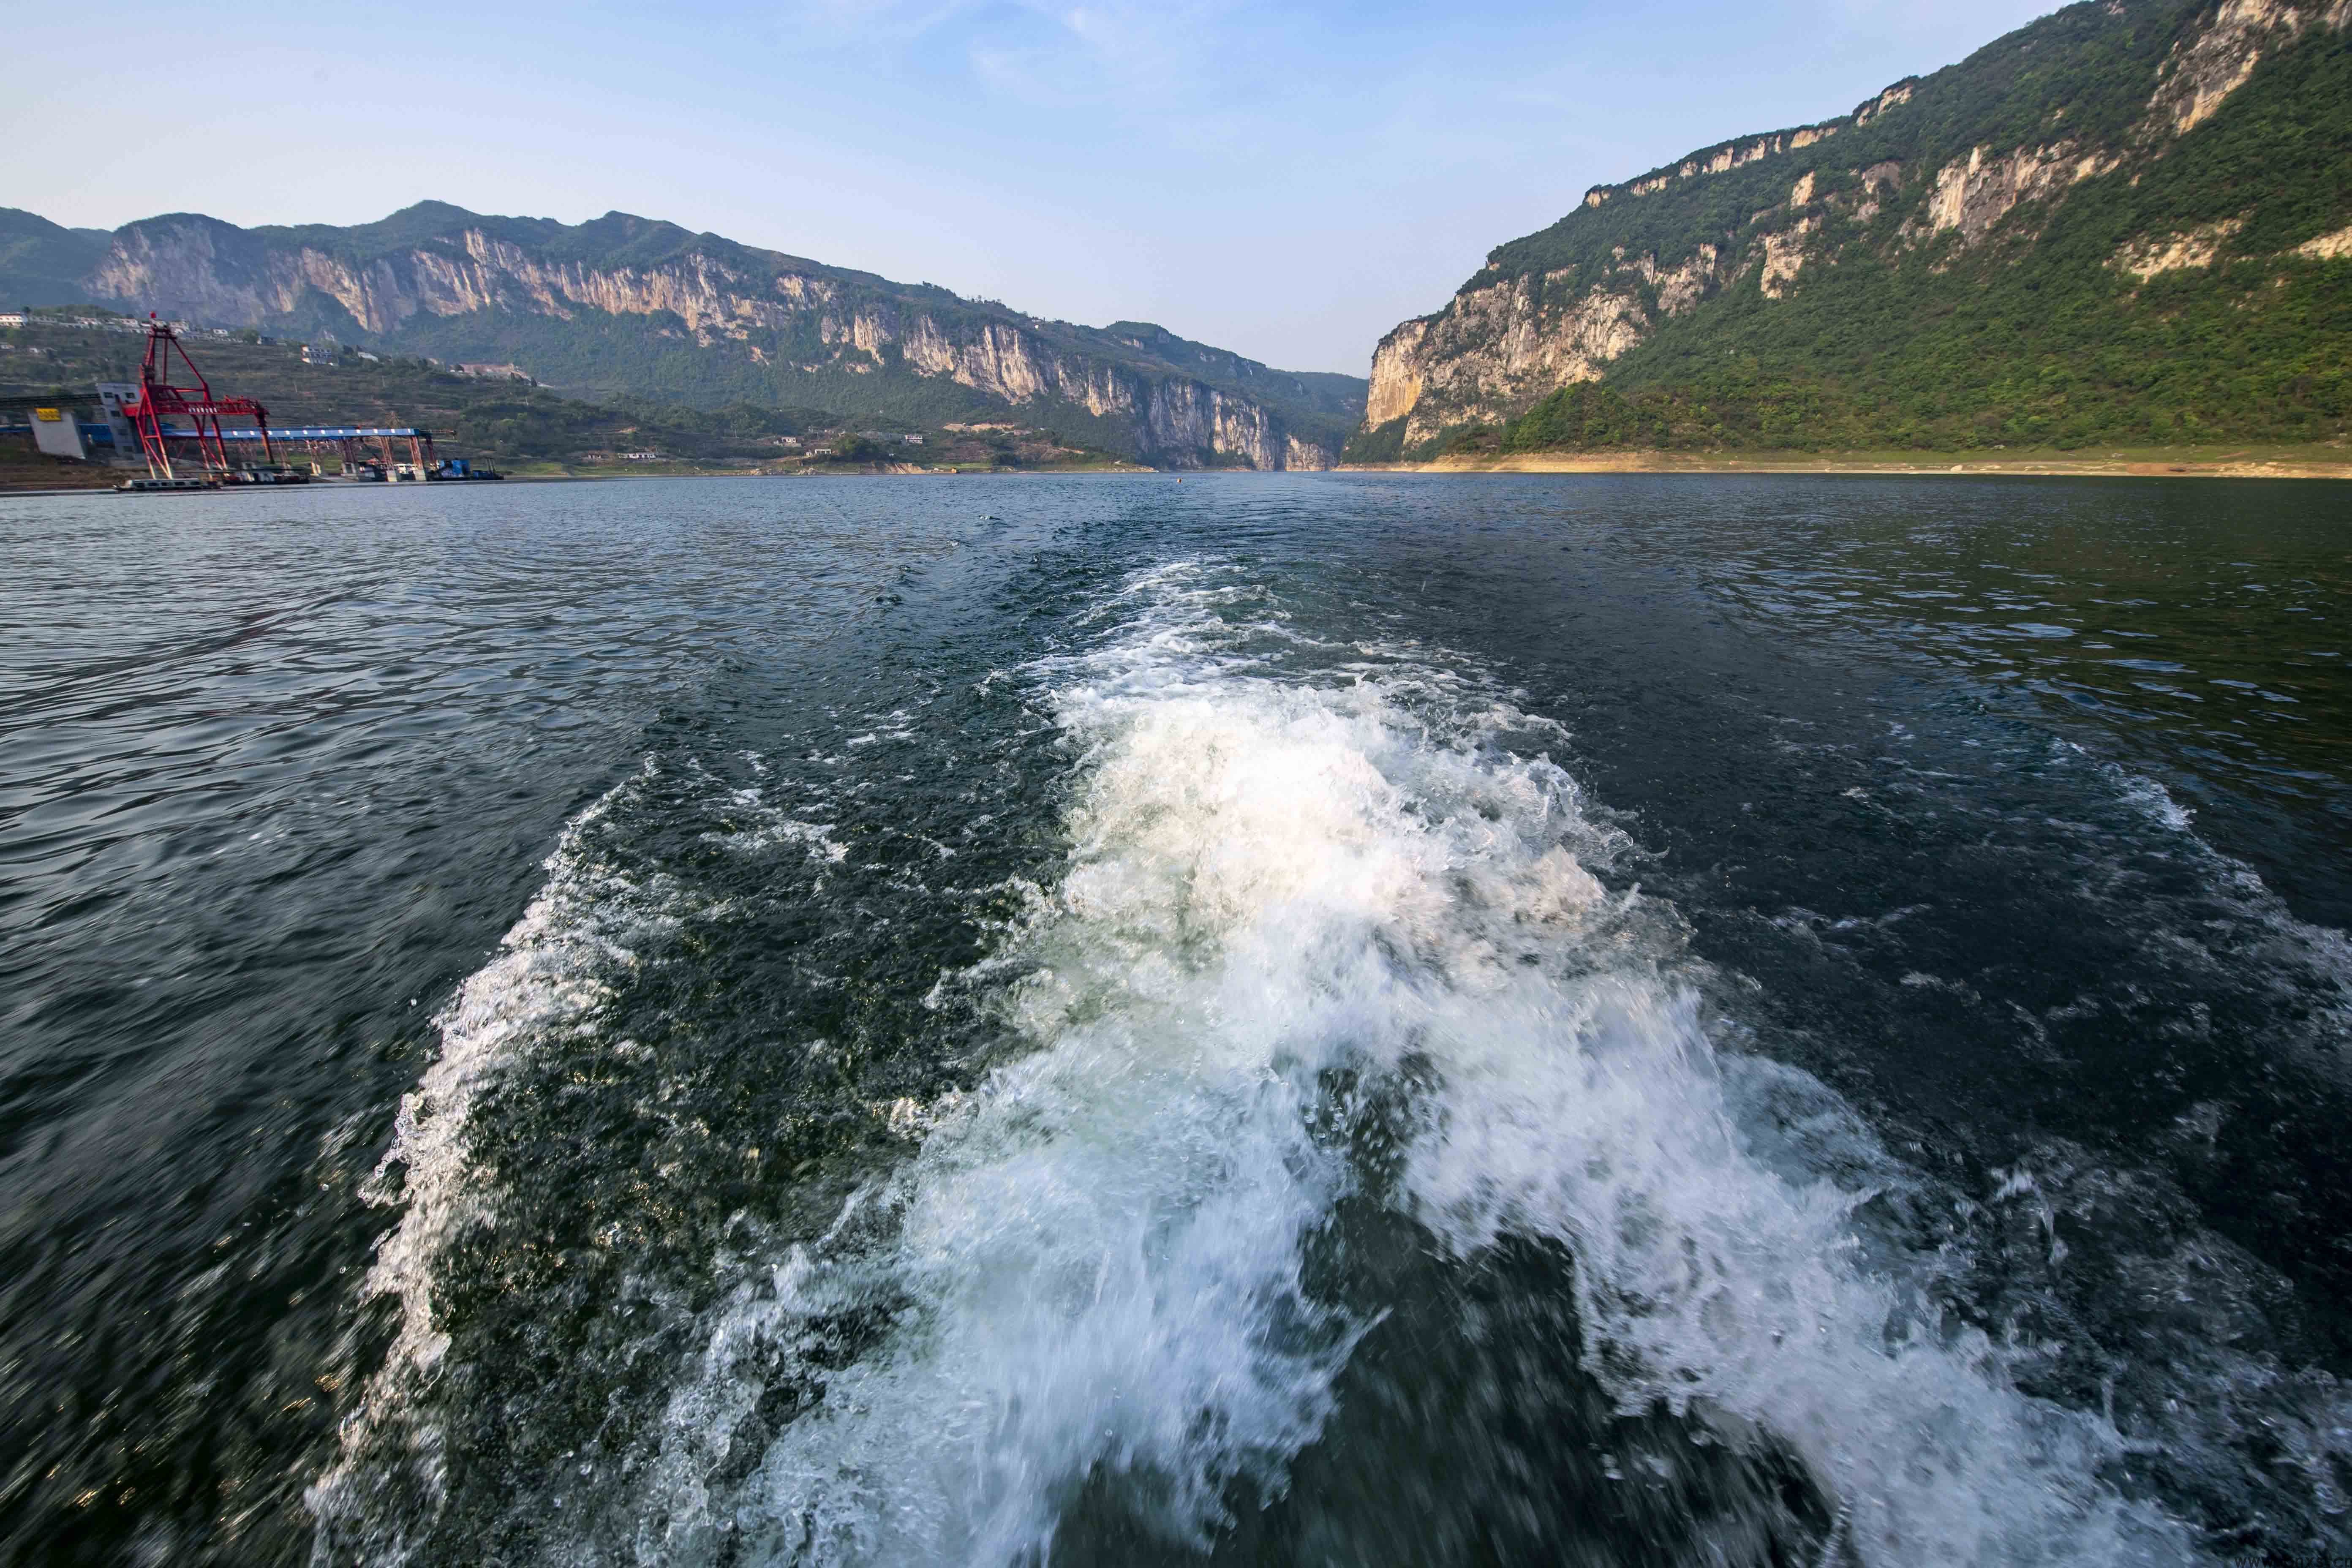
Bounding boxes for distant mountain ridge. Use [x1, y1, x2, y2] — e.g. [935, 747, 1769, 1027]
[0, 202, 1362, 469]
[0, 211, 110, 307]
[1353, 0, 2352, 456]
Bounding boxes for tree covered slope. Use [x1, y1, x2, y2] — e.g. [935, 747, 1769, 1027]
[1350, 0, 2352, 458]
[0, 210, 110, 309]
[0, 203, 1363, 469]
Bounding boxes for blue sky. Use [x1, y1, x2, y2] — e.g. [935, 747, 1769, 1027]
[7, 0, 2058, 373]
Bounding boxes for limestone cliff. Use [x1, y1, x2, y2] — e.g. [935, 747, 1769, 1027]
[1353, 0, 2352, 456]
[24, 204, 1363, 470]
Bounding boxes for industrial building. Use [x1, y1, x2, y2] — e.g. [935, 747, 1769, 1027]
[1, 319, 488, 486]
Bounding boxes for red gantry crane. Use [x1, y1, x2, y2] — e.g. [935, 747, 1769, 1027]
[120, 314, 275, 479]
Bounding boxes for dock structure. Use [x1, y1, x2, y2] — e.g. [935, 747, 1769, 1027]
[198, 425, 438, 477]
[6, 319, 458, 483]
[117, 316, 272, 478]
[108, 318, 436, 481]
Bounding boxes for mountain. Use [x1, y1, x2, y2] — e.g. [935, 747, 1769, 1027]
[1350, 0, 2352, 459]
[0, 202, 1362, 469]
[0, 210, 111, 308]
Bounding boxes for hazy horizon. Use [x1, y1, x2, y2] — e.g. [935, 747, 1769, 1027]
[7, 0, 2063, 375]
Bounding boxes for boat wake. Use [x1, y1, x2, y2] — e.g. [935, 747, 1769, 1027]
[316, 560, 2207, 1566]
[613, 563, 2192, 1565]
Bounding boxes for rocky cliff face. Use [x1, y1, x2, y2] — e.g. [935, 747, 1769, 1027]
[1355, 0, 2352, 454]
[41, 205, 1361, 470]
[1371, 252, 1706, 446]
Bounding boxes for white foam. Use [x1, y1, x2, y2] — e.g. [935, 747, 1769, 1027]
[702, 784, 848, 862]
[307, 762, 686, 1546]
[2072, 745, 2352, 1068]
[634, 561, 2194, 1565]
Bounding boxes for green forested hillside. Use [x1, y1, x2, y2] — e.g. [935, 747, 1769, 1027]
[0, 203, 1361, 469]
[0, 210, 109, 308]
[1352, 0, 2352, 459]
[0, 313, 1129, 472]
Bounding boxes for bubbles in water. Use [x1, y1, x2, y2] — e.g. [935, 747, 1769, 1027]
[308, 762, 691, 1558]
[604, 562, 2196, 1565]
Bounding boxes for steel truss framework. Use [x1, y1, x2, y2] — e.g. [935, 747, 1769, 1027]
[119, 316, 275, 479]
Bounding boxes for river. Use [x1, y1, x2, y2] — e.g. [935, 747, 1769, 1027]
[3, 473, 2348, 1565]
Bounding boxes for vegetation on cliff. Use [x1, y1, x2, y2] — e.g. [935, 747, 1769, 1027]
[1350, 0, 2352, 460]
[0, 204, 1362, 470]
[0, 315, 1129, 473]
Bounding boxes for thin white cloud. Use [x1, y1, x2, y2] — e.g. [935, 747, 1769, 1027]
[6, 0, 2079, 372]
[774, 0, 981, 44]
[783, 0, 1282, 117]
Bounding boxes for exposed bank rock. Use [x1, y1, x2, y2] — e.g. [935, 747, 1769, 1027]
[6, 205, 1362, 470]
[1353, 0, 2352, 455]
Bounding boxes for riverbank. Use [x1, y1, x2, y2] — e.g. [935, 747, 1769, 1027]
[492, 455, 1153, 480]
[0, 450, 125, 492]
[0, 456, 1158, 495]
[1347, 444, 2352, 479]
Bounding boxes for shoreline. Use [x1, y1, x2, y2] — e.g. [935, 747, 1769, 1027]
[11, 450, 2351, 497]
[0, 465, 1157, 498]
[1343, 447, 2352, 480]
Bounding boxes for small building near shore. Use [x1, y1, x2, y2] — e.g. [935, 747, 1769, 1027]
[0, 391, 115, 462]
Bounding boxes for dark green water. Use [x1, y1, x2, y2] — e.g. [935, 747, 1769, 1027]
[1, 474, 2347, 1566]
